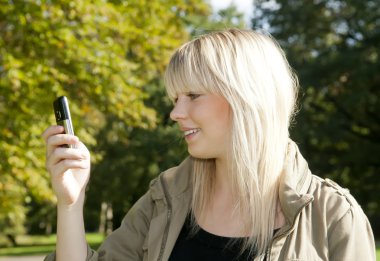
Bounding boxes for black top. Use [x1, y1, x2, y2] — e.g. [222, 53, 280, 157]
[169, 215, 256, 261]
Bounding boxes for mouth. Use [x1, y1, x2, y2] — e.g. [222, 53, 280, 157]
[184, 128, 200, 137]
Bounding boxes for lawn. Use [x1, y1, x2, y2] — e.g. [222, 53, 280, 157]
[0, 233, 104, 256]
[0, 234, 379, 258]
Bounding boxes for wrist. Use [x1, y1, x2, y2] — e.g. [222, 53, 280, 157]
[57, 192, 85, 213]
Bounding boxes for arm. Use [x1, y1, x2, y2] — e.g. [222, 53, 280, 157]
[56, 193, 87, 261]
[43, 125, 91, 261]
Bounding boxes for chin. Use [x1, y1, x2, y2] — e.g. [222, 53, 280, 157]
[188, 148, 214, 159]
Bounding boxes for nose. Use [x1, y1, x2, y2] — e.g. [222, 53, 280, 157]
[170, 97, 187, 122]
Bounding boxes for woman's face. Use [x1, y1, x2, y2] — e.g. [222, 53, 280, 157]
[170, 92, 232, 160]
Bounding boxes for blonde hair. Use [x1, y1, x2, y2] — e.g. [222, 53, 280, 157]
[164, 29, 299, 255]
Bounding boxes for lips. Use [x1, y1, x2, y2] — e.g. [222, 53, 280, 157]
[184, 128, 200, 137]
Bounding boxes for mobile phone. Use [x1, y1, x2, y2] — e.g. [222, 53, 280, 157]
[53, 96, 75, 148]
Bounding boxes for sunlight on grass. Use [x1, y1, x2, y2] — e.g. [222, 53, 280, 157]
[0, 233, 104, 256]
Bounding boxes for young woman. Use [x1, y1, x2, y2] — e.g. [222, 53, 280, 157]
[43, 29, 375, 261]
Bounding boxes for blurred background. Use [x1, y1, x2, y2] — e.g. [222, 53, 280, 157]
[0, 0, 379, 257]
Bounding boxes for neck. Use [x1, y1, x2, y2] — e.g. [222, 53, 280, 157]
[197, 157, 248, 237]
[214, 157, 233, 195]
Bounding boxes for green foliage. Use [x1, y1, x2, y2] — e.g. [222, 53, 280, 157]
[252, 0, 380, 235]
[82, 2, 250, 229]
[0, 0, 248, 238]
[85, 3, 250, 230]
[0, 0, 208, 237]
[184, 3, 248, 36]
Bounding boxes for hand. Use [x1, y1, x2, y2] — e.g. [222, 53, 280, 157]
[42, 125, 91, 208]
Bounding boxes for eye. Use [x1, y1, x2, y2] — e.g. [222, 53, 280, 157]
[187, 93, 201, 100]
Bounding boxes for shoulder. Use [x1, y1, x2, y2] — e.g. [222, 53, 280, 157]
[307, 176, 376, 259]
[120, 157, 193, 231]
[309, 176, 358, 207]
[308, 175, 367, 228]
[149, 157, 193, 198]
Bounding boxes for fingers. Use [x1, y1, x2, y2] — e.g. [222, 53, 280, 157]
[52, 158, 90, 177]
[42, 125, 64, 142]
[46, 139, 89, 165]
[49, 147, 85, 166]
[43, 125, 79, 145]
[43, 125, 90, 174]
[44, 126, 79, 156]
[47, 132, 79, 146]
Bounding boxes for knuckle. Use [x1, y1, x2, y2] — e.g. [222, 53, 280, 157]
[46, 135, 56, 146]
[51, 148, 60, 159]
[61, 159, 71, 168]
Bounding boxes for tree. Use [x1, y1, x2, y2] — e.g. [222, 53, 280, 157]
[85, 2, 249, 232]
[252, 0, 380, 235]
[0, 0, 208, 241]
[184, 3, 248, 36]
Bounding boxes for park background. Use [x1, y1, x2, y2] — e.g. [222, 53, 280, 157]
[0, 0, 379, 257]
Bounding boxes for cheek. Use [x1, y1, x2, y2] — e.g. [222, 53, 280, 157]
[213, 101, 232, 131]
[188, 95, 232, 136]
[204, 105, 232, 142]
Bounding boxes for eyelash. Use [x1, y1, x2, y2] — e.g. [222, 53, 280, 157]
[187, 93, 200, 100]
[173, 93, 201, 103]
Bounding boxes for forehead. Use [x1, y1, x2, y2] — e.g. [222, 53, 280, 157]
[164, 36, 227, 100]
[164, 61, 222, 100]
[167, 83, 208, 100]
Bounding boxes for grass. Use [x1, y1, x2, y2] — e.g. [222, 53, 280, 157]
[0, 233, 104, 256]
[0, 234, 379, 258]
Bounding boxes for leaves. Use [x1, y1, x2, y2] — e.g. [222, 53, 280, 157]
[0, 0, 208, 235]
[0, 0, 247, 236]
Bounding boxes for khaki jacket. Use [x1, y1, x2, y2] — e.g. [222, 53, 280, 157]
[46, 141, 376, 261]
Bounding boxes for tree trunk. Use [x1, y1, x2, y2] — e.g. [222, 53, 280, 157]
[98, 202, 107, 234]
[6, 234, 17, 247]
[106, 203, 113, 235]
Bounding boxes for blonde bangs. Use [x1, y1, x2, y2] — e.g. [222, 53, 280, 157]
[164, 38, 226, 100]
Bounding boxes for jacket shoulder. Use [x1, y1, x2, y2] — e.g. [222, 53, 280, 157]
[308, 175, 364, 225]
[308, 176, 375, 260]
[149, 157, 193, 199]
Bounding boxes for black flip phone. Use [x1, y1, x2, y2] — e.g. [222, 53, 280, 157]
[53, 96, 75, 148]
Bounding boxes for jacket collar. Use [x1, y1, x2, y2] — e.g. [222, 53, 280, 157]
[150, 156, 193, 201]
[278, 140, 313, 225]
[150, 140, 313, 224]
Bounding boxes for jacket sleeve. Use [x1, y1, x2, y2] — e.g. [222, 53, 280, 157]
[91, 190, 154, 260]
[44, 190, 154, 261]
[328, 198, 376, 261]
